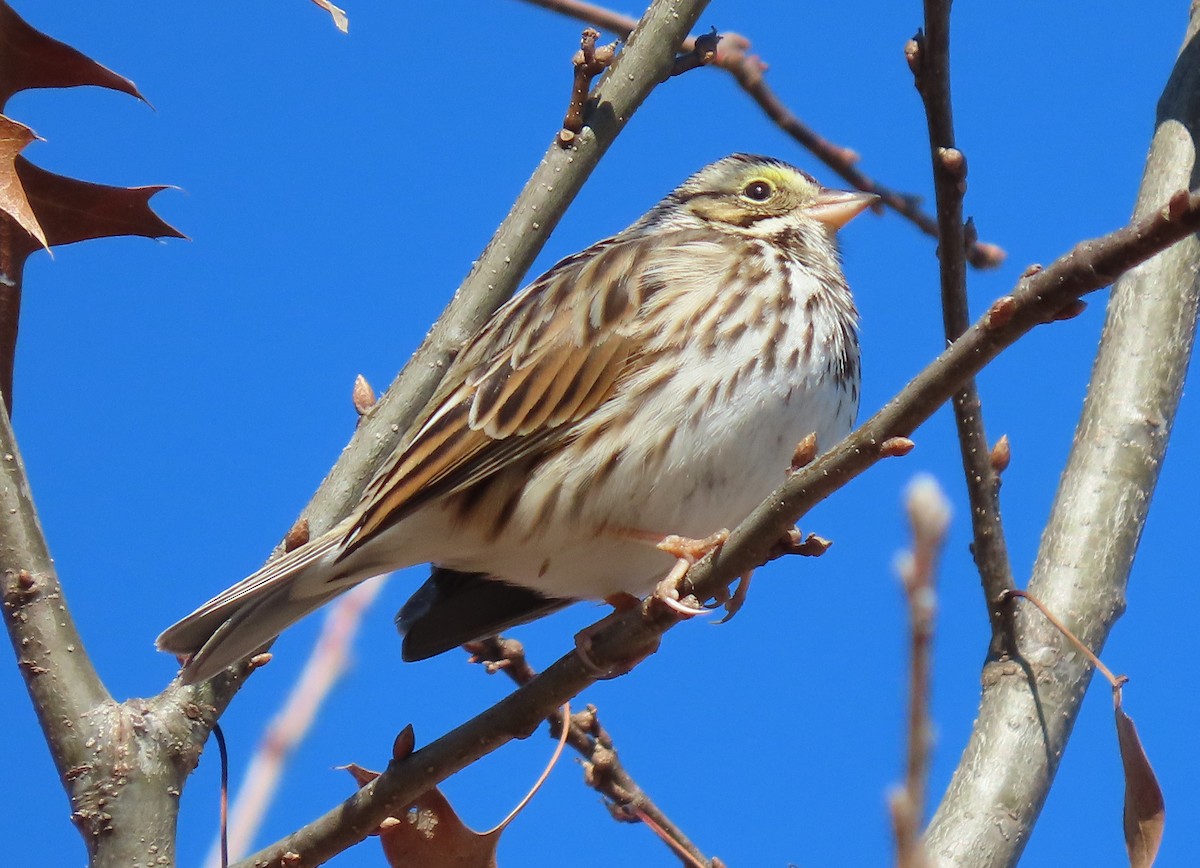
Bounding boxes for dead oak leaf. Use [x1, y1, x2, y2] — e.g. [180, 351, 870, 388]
[0, 114, 45, 249]
[2, 156, 183, 264]
[345, 764, 500, 868]
[0, 0, 145, 109]
[310, 0, 349, 33]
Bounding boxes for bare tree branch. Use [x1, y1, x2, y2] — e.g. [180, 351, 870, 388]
[519, 0, 1005, 267]
[890, 476, 951, 868]
[0, 406, 108, 784]
[465, 637, 716, 866]
[909, 2, 1015, 648]
[0, 401, 217, 866]
[925, 12, 1200, 865]
[236, 185, 1200, 868]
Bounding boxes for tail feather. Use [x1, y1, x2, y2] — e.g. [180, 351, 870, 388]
[157, 528, 367, 683]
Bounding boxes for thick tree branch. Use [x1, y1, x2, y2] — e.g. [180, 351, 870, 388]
[925, 14, 1200, 866]
[910, 3, 1015, 647]
[236, 188, 1200, 868]
[519, 0, 1005, 267]
[0, 402, 216, 866]
[0, 405, 108, 781]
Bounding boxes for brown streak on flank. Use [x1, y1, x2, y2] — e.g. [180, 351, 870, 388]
[531, 478, 562, 531]
[744, 291, 767, 327]
[761, 316, 788, 374]
[572, 416, 615, 455]
[721, 321, 749, 343]
[801, 320, 816, 366]
[487, 476, 527, 542]
[630, 357, 679, 402]
[644, 426, 677, 473]
[715, 278, 751, 323]
[726, 364, 742, 397]
[591, 445, 627, 491]
[452, 470, 499, 521]
[766, 273, 796, 316]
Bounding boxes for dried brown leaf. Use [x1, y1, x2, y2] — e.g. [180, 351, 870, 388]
[0, 114, 45, 249]
[0, 0, 144, 108]
[345, 765, 500, 868]
[310, 0, 349, 33]
[1115, 692, 1165, 868]
[6, 156, 182, 263]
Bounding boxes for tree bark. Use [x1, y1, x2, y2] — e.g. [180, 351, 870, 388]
[925, 10, 1200, 865]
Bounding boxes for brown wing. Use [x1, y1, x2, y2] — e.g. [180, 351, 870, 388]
[344, 233, 656, 546]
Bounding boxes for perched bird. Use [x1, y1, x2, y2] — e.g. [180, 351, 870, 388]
[158, 154, 875, 683]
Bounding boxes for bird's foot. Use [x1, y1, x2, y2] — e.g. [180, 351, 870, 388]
[645, 528, 730, 619]
[711, 572, 753, 624]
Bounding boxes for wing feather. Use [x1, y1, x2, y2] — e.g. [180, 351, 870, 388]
[344, 234, 655, 546]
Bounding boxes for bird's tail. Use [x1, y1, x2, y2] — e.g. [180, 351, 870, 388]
[157, 528, 368, 683]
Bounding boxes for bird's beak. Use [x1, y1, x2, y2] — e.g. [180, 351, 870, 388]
[808, 189, 879, 229]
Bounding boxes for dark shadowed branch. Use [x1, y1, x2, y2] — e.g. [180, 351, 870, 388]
[925, 11, 1200, 866]
[909, 1, 1016, 648]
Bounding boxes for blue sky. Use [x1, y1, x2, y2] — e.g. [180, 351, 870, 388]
[2, 2, 1195, 866]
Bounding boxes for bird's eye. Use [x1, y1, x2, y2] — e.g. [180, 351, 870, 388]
[742, 180, 773, 202]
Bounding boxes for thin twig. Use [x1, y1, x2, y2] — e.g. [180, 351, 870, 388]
[1000, 589, 1122, 687]
[909, 5, 1015, 650]
[519, 0, 1005, 267]
[234, 187, 1200, 868]
[559, 28, 616, 146]
[889, 476, 951, 868]
[465, 637, 716, 866]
